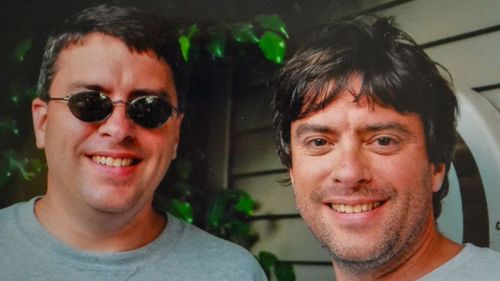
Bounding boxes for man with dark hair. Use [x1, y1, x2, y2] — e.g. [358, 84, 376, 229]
[273, 15, 499, 280]
[0, 5, 266, 280]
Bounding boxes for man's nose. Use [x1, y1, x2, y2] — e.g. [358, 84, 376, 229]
[97, 103, 135, 143]
[330, 144, 372, 187]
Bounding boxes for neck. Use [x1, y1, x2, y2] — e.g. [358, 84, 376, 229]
[333, 219, 463, 281]
[34, 195, 166, 252]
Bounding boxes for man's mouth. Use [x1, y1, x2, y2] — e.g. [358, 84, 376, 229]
[91, 155, 138, 167]
[330, 201, 383, 214]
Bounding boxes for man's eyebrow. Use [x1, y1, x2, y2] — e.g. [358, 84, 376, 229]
[67, 82, 107, 92]
[360, 123, 412, 135]
[294, 123, 337, 138]
[294, 122, 412, 138]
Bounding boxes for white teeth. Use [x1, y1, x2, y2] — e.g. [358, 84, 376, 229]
[331, 201, 382, 214]
[92, 156, 134, 167]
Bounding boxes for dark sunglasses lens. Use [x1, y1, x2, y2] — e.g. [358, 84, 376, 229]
[68, 92, 112, 122]
[128, 96, 172, 128]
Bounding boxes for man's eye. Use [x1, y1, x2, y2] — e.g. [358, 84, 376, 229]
[311, 138, 327, 146]
[302, 137, 332, 155]
[376, 137, 394, 146]
[369, 136, 401, 154]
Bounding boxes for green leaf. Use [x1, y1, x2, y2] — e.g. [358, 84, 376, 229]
[225, 219, 250, 236]
[259, 31, 286, 64]
[0, 155, 13, 187]
[178, 35, 190, 62]
[167, 199, 194, 223]
[230, 23, 259, 44]
[275, 262, 296, 281]
[258, 251, 278, 270]
[206, 28, 226, 59]
[18, 158, 44, 181]
[178, 24, 200, 62]
[13, 38, 32, 63]
[207, 196, 226, 228]
[185, 24, 199, 38]
[234, 193, 256, 215]
[0, 151, 42, 181]
[255, 15, 289, 38]
[0, 118, 19, 136]
[207, 37, 225, 58]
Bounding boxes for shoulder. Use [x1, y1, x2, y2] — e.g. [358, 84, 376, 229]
[420, 244, 500, 281]
[0, 201, 27, 233]
[166, 214, 257, 260]
[460, 243, 500, 261]
[160, 214, 267, 280]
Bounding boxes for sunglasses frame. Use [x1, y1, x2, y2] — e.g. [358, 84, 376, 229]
[46, 91, 178, 129]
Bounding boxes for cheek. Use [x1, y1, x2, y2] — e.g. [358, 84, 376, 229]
[145, 133, 178, 168]
[45, 112, 90, 150]
[290, 158, 331, 203]
[293, 155, 334, 183]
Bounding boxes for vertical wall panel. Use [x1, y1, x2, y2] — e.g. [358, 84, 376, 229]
[379, 0, 500, 44]
[234, 173, 296, 215]
[251, 218, 331, 262]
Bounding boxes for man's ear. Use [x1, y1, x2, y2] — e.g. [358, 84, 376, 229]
[431, 163, 447, 192]
[289, 168, 294, 186]
[32, 98, 48, 149]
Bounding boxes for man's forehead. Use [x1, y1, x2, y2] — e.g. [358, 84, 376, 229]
[51, 33, 178, 102]
[291, 94, 422, 134]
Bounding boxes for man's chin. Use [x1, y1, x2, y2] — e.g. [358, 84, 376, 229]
[84, 195, 138, 215]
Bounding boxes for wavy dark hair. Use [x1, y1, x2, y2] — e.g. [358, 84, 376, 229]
[36, 4, 187, 111]
[272, 15, 458, 219]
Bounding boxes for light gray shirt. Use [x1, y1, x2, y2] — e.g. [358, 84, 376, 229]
[419, 243, 500, 280]
[0, 197, 267, 281]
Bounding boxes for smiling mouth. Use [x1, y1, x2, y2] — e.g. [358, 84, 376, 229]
[330, 202, 383, 214]
[91, 155, 138, 167]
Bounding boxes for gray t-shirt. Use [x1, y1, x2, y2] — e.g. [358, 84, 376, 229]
[419, 243, 500, 280]
[0, 197, 267, 281]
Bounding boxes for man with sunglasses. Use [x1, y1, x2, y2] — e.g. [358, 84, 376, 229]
[273, 15, 500, 280]
[0, 4, 266, 280]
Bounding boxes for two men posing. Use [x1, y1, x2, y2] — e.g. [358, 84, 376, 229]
[0, 4, 498, 281]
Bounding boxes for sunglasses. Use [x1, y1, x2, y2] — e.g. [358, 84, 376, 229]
[47, 91, 177, 128]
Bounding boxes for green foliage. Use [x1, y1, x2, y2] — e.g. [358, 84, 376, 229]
[161, 157, 296, 280]
[231, 23, 259, 44]
[255, 15, 289, 39]
[0, 118, 20, 136]
[13, 38, 32, 63]
[178, 14, 288, 64]
[259, 31, 286, 64]
[8, 80, 38, 105]
[166, 198, 194, 224]
[0, 151, 44, 187]
[178, 24, 200, 62]
[206, 27, 226, 58]
[206, 189, 258, 247]
[155, 157, 196, 224]
[257, 251, 296, 281]
[0, 38, 45, 200]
